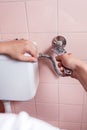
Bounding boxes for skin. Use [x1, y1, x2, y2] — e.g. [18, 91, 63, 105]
[56, 53, 87, 91]
[0, 39, 38, 62]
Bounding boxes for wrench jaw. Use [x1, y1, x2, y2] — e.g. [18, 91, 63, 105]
[51, 46, 66, 55]
[52, 36, 67, 54]
[52, 36, 66, 47]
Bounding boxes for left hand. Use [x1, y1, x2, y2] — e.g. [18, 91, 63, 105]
[0, 39, 38, 62]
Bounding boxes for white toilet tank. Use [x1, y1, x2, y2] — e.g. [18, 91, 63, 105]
[0, 55, 39, 101]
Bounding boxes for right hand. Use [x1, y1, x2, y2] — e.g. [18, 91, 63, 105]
[56, 53, 87, 91]
[56, 53, 81, 78]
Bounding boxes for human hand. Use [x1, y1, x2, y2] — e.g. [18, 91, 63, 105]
[56, 53, 81, 78]
[1, 39, 38, 62]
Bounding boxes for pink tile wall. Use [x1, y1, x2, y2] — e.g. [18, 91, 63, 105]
[0, 0, 87, 130]
[26, 0, 57, 33]
[0, 34, 1, 40]
[0, 2, 28, 33]
[81, 123, 87, 130]
[59, 122, 81, 130]
[1, 33, 29, 41]
[36, 83, 58, 103]
[36, 103, 59, 121]
[59, 104, 82, 122]
[58, 33, 87, 60]
[58, 0, 87, 32]
[59, 84, 84, 105]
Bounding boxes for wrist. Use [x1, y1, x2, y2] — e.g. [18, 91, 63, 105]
[75, 59, 87, 74]
[71, 60, 84, 79]
[0, 42, 11, 55]
[76, 60, 84, 69]
[0, 43, 7, 54]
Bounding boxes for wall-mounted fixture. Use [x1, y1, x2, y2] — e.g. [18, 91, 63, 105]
[0, 55, 39, 101]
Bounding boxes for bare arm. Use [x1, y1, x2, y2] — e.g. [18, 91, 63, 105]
[75, 60, 87, 91]
[56, 53, 87, 91]
[0, 39, 38, 62]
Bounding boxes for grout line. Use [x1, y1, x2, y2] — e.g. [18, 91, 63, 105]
[25, 32, 58, 33]
[56, 0, 58, 35]
[58, 84, 62, 124]
[57, 83, 60, 125]
[24, 1, 30, 38]
[57, 0, 59, 35]
[0, 32, 28, 35]
[0, 1, 25, 2]
[80, 91, 85, 130]
[34, 97, 38, 117]
[39, 82, 80, 85]
[35, 102, 83, 106]
[58, 31, 87, 33]
[57, 0, 60, 125]
[39, 82, 58, 85]
[2, 32, 87, 34]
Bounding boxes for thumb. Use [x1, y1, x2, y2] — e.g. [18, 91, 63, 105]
[56, 55, 62, 61]
[56, 53, 69, 61]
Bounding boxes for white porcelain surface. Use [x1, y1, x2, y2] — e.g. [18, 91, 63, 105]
[0, 55, 39, 101]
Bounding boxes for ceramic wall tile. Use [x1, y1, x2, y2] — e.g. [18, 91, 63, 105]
[36, 103, 59, 121]
[35, 83, 58, 103]
[82, 105, 87, 123]
[13, 101, 36, 117]
[81, 123, 87, 130]
[30, 33, 57, 53]
[57, 33, 87, 60]
[1, 33, 29, 41]
[59, 104, 82, 122]
[59, 122, 81, 130]
[59, 84, 84, 105]
[59, 0, 87, 32]
[26, 0, 57, 32]
[0, 2, 28, 33]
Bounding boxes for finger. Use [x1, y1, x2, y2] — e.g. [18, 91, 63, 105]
[56, 53, 70, 61]
[26, 45, 38, 58]
[58, 66, 65, 76]
[68, 53, 72, 55]
[60, 66, 64, 72]
[25, 44, 38, 58]
[28, 49, 38, 58]
[58, 62, 62, 68]
[18, 55, 37, 62]
[55, 55, 62, 61]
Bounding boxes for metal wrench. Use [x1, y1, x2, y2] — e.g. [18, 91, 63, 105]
[38, 36, 72, 76]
